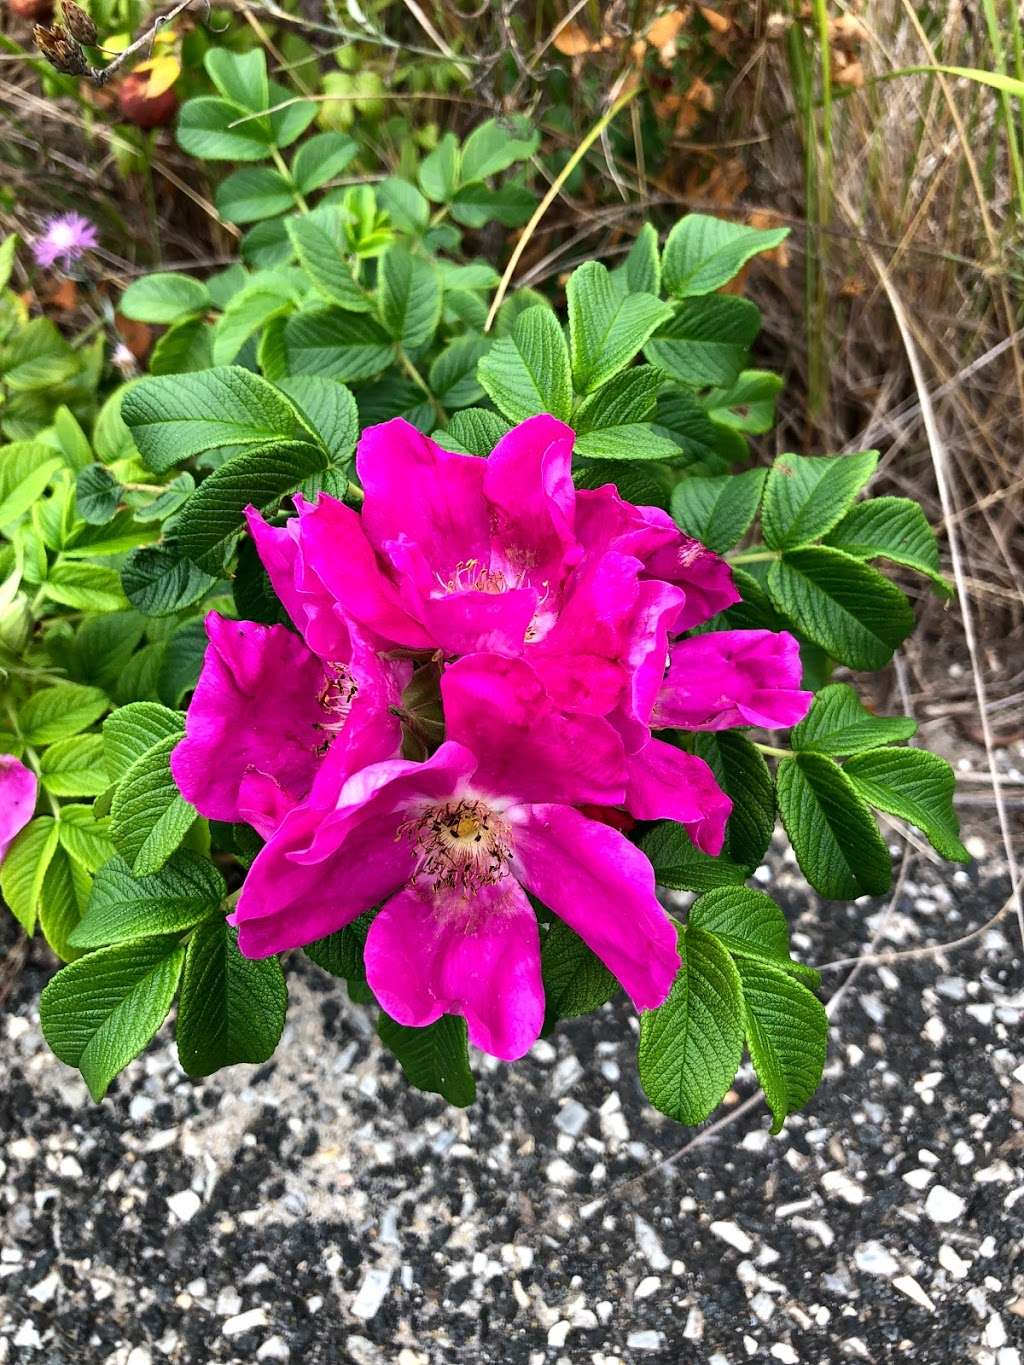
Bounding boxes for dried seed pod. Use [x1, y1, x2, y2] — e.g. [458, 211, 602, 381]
[61, 0, 96, 46]
[33, 22, 87, 75]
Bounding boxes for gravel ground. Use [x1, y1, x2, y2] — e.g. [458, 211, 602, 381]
[2, 824, 1022, 1364]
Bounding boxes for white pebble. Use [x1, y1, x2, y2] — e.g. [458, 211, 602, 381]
[985, 1316, 1008, 1349]
[350, 1266, 391, 1321]
[166, 1190, 201, 1223]
[893, 1276, 935, 1311]
[256, 1339, 290, 1362]
[626, 1331, 666, 1352]
[924, 1185, 966, 1224]
[546, 1158, 575, 1186]
[546, 1321, 570, 1349]
[126, 1349, 152, 1365]
[635, 1276, 661, 1300]
[853, 1241, 899, 1277]
[938, 1244, 970, 1279]
[28, 1272, 59, 1304]
[902, 1169, 934, 1191]
[634, 1215, 670, 1271]
[770, 1347, 799, 1364]
[709, 1220, 753, 1254]
[821, 1170, 865, 1206]
[223, 1310, 269, 1338]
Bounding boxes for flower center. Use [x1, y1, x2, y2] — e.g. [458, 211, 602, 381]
[401, 797, 512, 896]
[438, 558, 514, 595]
[313, 663, 358, 753]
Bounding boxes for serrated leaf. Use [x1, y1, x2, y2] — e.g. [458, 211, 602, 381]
[0, 445, 64, 527]
[573, 365, 661, 432]
[449, 182, 535, 229]
[291, 132, 359, 194]
[428, 335, 490, 407]
[121, 541, 217, 618]
[662, 214, 789, 297]
[215, 167, 294, 224]
[39, 937, 185, 1101]
[39, 734, 107, 797]
[640, 820, 748, 893]
[204, 47, 269, 112]
[122, 367, 301, 473]
[149, 318, 214, 376]
[176, 916, 287, 1077]
[671, 468, 766, 554]
[379, 245, 441, 350]
[158, 619, 207, 708]
[175, 440, 326, 573]
[574, 423, 682, 462]
[704, 370, 783, 434]
[176, 96, 274, 162]
[823, 496, 951, 596]
[283, 307, 393, 381]
[120, 273, 210, 323]
[566, 261, 673, 394]
[645, 295, 761, 387]
[460, 114, 538, 181]
[20, 683, 108, 745]
[58, 805, 116, 873]
[766, 547, 916, 672]
[111, 732, 196, 877]
[75, 464, 123, 525]
[274, 376, 358, 469]
[776, 752, 891, 899]
[617, 222, 661, 295]
[477, 305, 572, 423]
[419, 132, 460, 202]
[692, 732, 775, 871]
[433, 409, 511, 457]
[737, 959, 827, 1132]
[761, 450, 878, 550]
[286, 210, 372, 312]
[377, 1012, 476, 1108]
[541, 919, 618, 1019]
[654, 389, 748, 474]
[43, 562, 129, 613]
[70, 852, 225, 949]
[688, 886, 819, 984]
[39, 844, 90, 962]
[377, 177, 430, 233]
[638, 926, 744, 1125]
[211, 278, 300, 366]
[304, 910, 373, 980]
[844, 747, 968, 862]
[791, 682, 917, 757]
[0, 816, 59, 934]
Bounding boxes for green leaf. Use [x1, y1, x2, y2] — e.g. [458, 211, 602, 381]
[0, 232, 17, 290]
[283, 308, 393, 381]
[617, 222, 661, 295]
[43, 562, 129, 613]
[791, 682, 917, 757]
[640, 819, 748, 893]
[574, 423, 682, 462]
[379, 245, 441, 350]
[541, 919, 618, 1019]
[175, 440, 327, 573]
[737, 959, 827, 1132]
[286, 209, 372, 312]
[377, 177, 430, 234]
[638, 926, 744, 1125]
[419, 132, 460, 202]
[761, 450, 878, 550]
[429, 335, 490, 408]
[1, 816, 59, 934]
[823, 496, 951, 596]
[120, 273, 209, 324]
[705, 370, 783, 434]
[567, 261, 672, 394]
[242, 216, 295, 270]
[121, 541, 217, 618]
[176, 96, 274, 162]
[57, 805, 116, 873]
[267, 81, 316, 150]
[671, 469, 766, 553]
[460, 114, 538, 181]
[205, 47, 269, 112]
[304, 911, 373, 980]
[39, 844, 90, 962]
[434, 408, 511, 457]
[477, 305, 572, 423]
[20, 683, 108, 745]
[104, 702, 183, 784]
[2, 318, 77, 390]
[75, 464, 123, 525]
[688, 886, 819, 984]
[39, 937, 186, 1101]
[662, 214, 789, 297]
[70, 852, 225, 949]
[377, 1012, 476, 1108]
[39, 734, 107, 797]
[766, 547, 916, 671]
[645, 295, 761, 387]
[776, 752, 891, 899]
[291, 132, 359, 194]
[211, 277, 300, 366]
[176, 916, 287, 1077]
[158, 620, 207, 709]
[149, 318, 214, 376]
[654, 389, 747, 473]
[215, 167, 294, 224]
[449, 183, 534, 229]
[111, 731, 197, 877]
[0, 444, 64, 527]
[574, 365, 661, 432]
[274, 376, 358, 468]
[122, 367, 301, 473]
[844, 747, 968, 862]
[574, 460, 672, 509]
[53, 406, 92, 470]
[692, 732, 774, 871]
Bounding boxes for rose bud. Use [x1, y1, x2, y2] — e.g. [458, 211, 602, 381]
[117, 69, 179, 128]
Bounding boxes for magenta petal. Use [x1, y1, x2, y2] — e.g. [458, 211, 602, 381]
[417, 584, 539, 655]
[655, 630, 813, 731]
[644, 536, 740, 630]
[484, 415, 579, 586]
[170, 615, 327, 827]
[624, 738, 732, 856]
[442, 653, 626, 807]
[365, 877, 544, 1061]
[0, 755, 37, 864]
[514, 804, 679, 1011]
[357, 418, 490, 572]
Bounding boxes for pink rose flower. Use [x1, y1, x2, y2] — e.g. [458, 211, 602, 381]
[653, 629, 813, 732]
[0, 755, 37, 866]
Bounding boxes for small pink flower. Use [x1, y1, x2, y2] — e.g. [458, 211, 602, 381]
[654, 629, 813, 732]
[32, 213, 99, 271]
[230, 654, 681, 1060]
[0, 755, 37, 866]
[170, 613, 407, 839]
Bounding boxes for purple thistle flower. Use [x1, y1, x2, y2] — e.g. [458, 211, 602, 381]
[32, 212, 99, 270]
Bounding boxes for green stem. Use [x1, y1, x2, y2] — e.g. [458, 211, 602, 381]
[271, 146, 309, 213]
[728, 548, 778, 565]
[753, 743, 794, 759]
[398, 348, 447, 425]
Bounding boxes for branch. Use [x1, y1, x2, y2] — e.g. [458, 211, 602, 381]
[88, 0, 205, 86]
[35, 0, 205, 87]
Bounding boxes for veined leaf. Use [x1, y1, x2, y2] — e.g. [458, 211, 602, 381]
[761, 450, 878, 550]
[776, 752, 891, 900]
[377, 1012, 475, 1108]
[791, 682, 917, 757]
[662, 214, 789, 297]
[844, 747, 968, 863]
[477, 305, 572, 423]
[738, 959, 827, 1133]
[70, 851, 226, 949]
